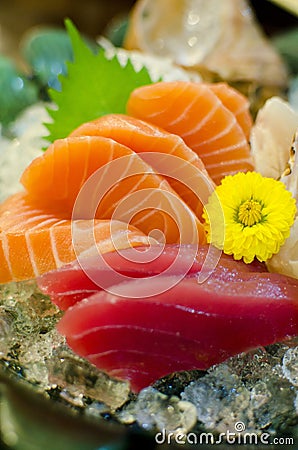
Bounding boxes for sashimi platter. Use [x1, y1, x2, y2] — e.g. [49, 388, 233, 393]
[0, 0, 298, 448]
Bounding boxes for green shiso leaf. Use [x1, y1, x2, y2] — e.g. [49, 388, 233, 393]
[45, 19, 153, 144]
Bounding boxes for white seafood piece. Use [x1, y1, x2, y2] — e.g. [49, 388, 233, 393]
[267, 217, 298, 279]
[280, 132, 298, 201]
[250, 97, 298, 179]
[124, 0, 288, 87]
[267, 133, 298, 279]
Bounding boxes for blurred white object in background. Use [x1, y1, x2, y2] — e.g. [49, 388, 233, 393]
[125, 0, 288, 88]
[0, 104, 49, 201]
[99, 36, 202, 82]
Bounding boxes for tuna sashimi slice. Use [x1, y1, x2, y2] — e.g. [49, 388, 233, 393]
[58, 273, 298, 392]
[38, 244, 266, 310]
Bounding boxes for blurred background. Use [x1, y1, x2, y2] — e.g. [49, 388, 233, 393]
[0, 0, 297, 60]
[0, 0, 297, 127]
[1, 0, 135, 61]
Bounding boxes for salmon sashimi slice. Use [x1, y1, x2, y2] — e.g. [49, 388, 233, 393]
[38, 244, 266, 310]
[0, 192, 152, 283]
[207, 82, 253, 140]
[20, 135, 206, 244]
[127, 81, 254, 184]
[70, 114, 215, 218]
[57, 273, 298, 392]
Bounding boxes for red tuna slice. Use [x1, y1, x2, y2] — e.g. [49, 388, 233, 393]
[57, 273, 298, 392]
[38, 245, 266, 310]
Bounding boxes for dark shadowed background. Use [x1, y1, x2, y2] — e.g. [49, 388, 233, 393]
[0, 0, 297, 59]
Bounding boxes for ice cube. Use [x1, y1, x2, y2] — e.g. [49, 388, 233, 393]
[181, 365, 252, 433]
[282, 347, 298, 386]
[181, 343, 298, 437]
[118, 387, 197, 435]
[47, 346, 130, 410]
[0, 305, 14, 356]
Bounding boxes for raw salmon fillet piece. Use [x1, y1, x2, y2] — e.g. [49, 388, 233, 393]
[71, 113, 215, 218]
[0, 192, 151, 283]
[127, 81, 254, 184]
[20, 135, 206, 244]
[208, 82, 253, 139]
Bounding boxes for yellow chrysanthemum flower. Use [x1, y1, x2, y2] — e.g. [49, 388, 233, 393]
[203, 172, 297, 264]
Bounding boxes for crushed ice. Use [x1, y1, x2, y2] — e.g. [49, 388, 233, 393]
[0, 281, 297, 440]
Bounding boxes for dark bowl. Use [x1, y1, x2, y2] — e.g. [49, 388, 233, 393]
[0, 2, 297, 449]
